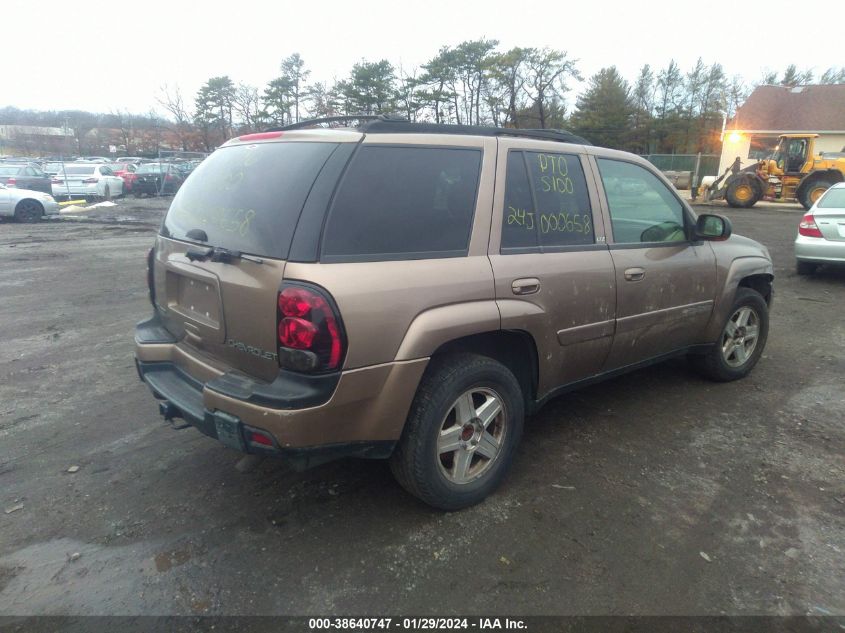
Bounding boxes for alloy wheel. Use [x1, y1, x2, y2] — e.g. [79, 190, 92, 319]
[436, 388, 507, 484]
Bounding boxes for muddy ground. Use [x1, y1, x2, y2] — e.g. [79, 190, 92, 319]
[0, 196, 842, 616]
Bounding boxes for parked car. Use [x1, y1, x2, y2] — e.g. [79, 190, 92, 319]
[111, 162, 139, 192]
[0, 183, 59, 222]
[43, 162, 68, 176]
[51, 163, 124, 200]
[0, 162, 51, 194]
[132, 163, 184, 196]
[135, 118, 774, 510]
[115, 156, 149, 164]
[795, 181, 845, 274]
[78, 156, 112, 163]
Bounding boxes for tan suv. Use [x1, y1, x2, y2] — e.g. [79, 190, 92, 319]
[135, 116, 774, 510]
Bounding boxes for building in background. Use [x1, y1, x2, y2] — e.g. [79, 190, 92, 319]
[0, 125, 74, 157]
[719, 84, 845, 174]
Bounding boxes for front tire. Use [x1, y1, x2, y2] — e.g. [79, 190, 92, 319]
[14, 199, 44, 223]
[690, 288, 769, 382]
[390, 353, 524, 511]
[725, 177, 762, 208]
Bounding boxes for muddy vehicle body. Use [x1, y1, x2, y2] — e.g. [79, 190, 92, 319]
[135, 117, 774, 509]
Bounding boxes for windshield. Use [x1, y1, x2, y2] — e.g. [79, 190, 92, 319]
[818, 188, 845, 208]
[162, 141, 339, 258]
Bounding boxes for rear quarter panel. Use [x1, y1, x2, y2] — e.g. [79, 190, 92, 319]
[283, 134, 500, 369]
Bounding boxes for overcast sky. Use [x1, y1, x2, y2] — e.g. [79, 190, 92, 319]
[6, 0, 839, 117]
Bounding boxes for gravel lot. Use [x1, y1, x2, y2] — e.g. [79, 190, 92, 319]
[0, 196, 843, 616]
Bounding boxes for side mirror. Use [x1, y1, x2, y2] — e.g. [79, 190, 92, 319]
[695, 213, 732, 241]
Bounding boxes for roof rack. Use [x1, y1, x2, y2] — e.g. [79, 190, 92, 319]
[268, 114, 405, 132]
[357, 118, 591, 145]
[266, 114, 590, 145]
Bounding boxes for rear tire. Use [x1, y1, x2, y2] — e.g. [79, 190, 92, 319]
[726, 177, 762, 208]
[13, 199, 44, 223]
[798, 179, 832, 210]
[796, 261, 819, 276]
[689, 288, 769, 382]
[389, 353, 524, 511]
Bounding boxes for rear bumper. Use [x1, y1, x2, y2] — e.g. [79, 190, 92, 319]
[134, 315, 428, 467]
[52, 183, 97, 197]
[795, 234, 845, 263]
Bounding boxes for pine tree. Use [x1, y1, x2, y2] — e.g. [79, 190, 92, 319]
[569, 67, 633, 150]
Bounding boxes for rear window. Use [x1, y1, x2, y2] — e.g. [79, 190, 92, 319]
[321, 145, 481, 261]
[818, 187, 845, 208]
[137, 164, 169, 174]
[63, 165, 98, 175]
[162, 141, 339, 258]
[0, 166, 22, 176]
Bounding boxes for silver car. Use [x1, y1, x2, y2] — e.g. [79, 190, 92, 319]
[51, 163, 124, 200]
[0, 183, 59, 222]
[795, 182, 845, 274]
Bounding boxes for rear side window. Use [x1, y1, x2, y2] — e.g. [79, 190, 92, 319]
[818, 187, 845, 208]
[321, 145, 481, 261]
[162, 141, 339, 258]
[501, 150, 594, 251]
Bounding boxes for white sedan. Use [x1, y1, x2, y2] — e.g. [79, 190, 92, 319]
[51, 163, 124, 200]
[795, 182, 845, 274]
[0, 183, 59, 222]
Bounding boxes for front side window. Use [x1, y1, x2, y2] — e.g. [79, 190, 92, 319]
[321, 145, 481, 261]
[501, 150, 594, 251]
[597, 159, 687, 244]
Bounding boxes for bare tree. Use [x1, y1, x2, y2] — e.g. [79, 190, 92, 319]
[523, 48, 580, 129]
[232, 83, 262, 131]
[110, 109, 135, 154]
[157, 83, 192, 151]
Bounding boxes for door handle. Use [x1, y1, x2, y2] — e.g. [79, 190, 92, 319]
[624, 267, 645, 282]
[512, 278, 540, 295]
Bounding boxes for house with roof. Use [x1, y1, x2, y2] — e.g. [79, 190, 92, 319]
[719, 84, 845, 174]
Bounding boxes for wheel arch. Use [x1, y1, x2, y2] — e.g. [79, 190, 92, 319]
[738, 273, 774, 306]
[702, 257, 773, 342]
[14, 197, 45, 216]
[427, 330, 539, 414]
[796, 169, 844, 204]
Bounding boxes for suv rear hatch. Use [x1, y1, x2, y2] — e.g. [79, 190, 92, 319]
[151, 134, 353, 383]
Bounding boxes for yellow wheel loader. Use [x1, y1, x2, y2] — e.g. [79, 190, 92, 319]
[706, 134, 845, 209]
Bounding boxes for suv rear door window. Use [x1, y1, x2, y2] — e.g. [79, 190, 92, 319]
[321, 145, 481, 261]
[597, 159, 687, 244]
[162, 141, 339, 259]
[501, 150, 594, 251]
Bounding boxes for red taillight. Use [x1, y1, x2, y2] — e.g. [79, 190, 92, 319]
[51, 178, 61, 184]
[164, 174, 174, 181]
[279, 317, 318, 349]
[277, 284, 345, 372]
[798, 214, 823, 238]
[7, 177, 15, 186]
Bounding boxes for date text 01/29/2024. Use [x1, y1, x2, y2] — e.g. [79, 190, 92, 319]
[308, 618, 527, 630]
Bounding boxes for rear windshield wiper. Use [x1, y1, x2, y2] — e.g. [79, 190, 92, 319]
[185, 245, 263, 265]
